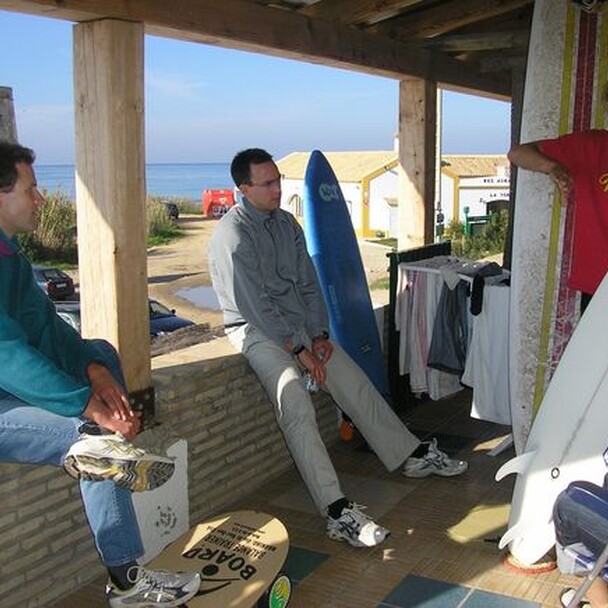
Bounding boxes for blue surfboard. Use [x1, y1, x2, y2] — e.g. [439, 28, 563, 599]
[303, 150, 390, 397]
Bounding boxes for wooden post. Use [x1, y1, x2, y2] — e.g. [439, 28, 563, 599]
[73, 20, 151, 396]
[396, 78, 437, 250]
[0, 86, 18, 143]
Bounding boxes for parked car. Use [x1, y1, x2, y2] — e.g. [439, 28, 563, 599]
[54, 299, 194, 337]
[148, 299, 194, 336]
[33, 266, 75, 301]
[161, 200, 179, 221]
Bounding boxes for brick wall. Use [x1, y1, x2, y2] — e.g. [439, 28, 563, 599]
[0, 336, 339, 607]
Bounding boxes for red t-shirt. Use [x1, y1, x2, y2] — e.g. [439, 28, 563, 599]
[540, 129, 608, 294]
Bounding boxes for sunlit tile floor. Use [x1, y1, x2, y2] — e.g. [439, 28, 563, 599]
[53, 389, 581, 607]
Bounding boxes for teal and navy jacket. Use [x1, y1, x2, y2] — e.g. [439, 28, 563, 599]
[0, 228, 101, 416]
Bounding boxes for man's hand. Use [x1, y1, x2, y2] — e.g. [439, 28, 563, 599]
[297, 348, 327, 386]
[547, 162, 574, 199]
[84, 362, 141, 438]
[311, 336, 333, 364]
[82, 395, 141, 440]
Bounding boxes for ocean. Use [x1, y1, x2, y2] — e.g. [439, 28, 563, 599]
[35, 163, 233, 201]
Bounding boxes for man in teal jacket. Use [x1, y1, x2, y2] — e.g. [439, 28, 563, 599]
[0, 141, 200, 607]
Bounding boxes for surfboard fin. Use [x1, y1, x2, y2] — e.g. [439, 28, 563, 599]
[499, 520, 555, 565]
[495, 451, 536, 482]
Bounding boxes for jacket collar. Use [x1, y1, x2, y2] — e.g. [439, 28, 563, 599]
[0, 227, 18, 258]
[239, 196, 278, 224]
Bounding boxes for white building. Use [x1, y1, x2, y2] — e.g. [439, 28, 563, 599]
[440, 155, 511, 225]
[277, 150, 510, 238]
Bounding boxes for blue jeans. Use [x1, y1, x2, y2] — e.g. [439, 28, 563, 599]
[553, 481, 608, 575]
[0, 339, 143, 567]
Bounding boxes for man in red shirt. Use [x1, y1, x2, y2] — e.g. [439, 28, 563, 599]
[508, 125, 608, 298]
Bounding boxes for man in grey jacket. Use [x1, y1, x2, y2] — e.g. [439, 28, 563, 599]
[209, 148, 467, 548]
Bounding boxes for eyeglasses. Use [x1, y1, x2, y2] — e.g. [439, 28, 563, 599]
[247, 177, 282, 189]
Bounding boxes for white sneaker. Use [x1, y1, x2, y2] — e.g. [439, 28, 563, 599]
[560, 587, 590, 608]
[402, 438, 468, 478]
[326, 502, 390, 547]
[63, 433, 175, 492]
[106, 567, 201, 607]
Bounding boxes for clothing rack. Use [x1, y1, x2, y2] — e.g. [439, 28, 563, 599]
[387, 241, 452, 410]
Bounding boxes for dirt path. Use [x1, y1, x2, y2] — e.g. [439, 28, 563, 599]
[146, 214, 392, 328]
[146, 215, 222, 327]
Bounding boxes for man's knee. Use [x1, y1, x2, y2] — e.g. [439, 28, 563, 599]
[275, 382, 317, 432]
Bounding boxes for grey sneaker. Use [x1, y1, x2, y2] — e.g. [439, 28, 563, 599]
[63, 432, 175, 491]
[106, 566, 200, 607]
[403, 438, 468, 478]
[326, 502, 390, 547]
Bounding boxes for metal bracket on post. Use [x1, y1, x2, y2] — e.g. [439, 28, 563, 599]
[129, 386, 156, 429]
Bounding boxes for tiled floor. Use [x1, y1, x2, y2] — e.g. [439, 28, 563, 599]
[53, 389, 582, 607]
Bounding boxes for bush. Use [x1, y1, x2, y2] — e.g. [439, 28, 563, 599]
[19, 190, 185, 264]
[444, 210, 509, 260]
[147, 196, 181, 245]
[18, 190, 78, 263]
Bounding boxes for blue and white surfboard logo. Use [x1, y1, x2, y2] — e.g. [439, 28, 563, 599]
[318, 183, 340, 202]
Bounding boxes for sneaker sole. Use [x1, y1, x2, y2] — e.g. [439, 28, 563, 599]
[326, 528, 390, 548]
[63, 455, 175, 491]
[403, 464, 468, 478]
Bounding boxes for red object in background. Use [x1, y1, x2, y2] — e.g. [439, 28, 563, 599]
[202, 189, 236, 217]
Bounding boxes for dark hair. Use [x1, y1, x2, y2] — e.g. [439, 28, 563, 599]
[230, 148, 273, 187]
[0, 141, 35, 192]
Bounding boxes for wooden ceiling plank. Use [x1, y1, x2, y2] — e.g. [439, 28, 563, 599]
[299, 0, 425, 26]
[0, 0, 510, 97]
[425, 29, 529, 52]
[371, 0, 533, 40]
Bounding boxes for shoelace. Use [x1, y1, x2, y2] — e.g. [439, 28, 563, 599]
[97, 434, 146, 458]
[128, 567, 179, 599]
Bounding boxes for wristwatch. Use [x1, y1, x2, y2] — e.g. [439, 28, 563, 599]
[292, 344, 306, 356]
[313, 330, 330, 341]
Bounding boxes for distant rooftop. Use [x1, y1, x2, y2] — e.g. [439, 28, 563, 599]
[442, 154, 510, 178]
[277, 151, 397, 182]
[277, 151, 509, 181]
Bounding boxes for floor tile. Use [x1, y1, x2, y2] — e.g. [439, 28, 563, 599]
[463, 588, 540, 607]
[379, 574, 471, 607]
[284, 546, 330, 584]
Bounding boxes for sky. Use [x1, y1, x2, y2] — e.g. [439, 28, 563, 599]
[0, 10, 512, 165]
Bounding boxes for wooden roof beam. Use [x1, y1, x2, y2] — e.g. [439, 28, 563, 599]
[372, 0, 533, 40]
[424, 30, 529, 52]
[0, 0, 511, 97]
[299, 0, 425, 27]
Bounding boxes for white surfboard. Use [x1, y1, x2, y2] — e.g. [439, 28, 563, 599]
[496, 270, 608, 565]
[509, 0, 608, 454]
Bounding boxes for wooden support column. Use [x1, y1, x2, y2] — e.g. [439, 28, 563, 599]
[396, 78, 437, 250]
[0, 86, 18, 143]
[73, 20, 151, 395]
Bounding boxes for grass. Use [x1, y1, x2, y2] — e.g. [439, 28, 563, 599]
[369, 276, 390, 291]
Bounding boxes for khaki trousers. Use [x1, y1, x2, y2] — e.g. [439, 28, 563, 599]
[228, 324, 420, 514]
